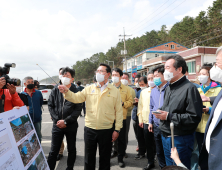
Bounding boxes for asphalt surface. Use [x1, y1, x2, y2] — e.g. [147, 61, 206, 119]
[41, 103, 160, 170]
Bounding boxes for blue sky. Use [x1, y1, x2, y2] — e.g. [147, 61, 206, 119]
[0, 0, 213, 81]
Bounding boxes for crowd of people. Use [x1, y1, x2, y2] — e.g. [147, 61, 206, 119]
[1, 46, 222, 170]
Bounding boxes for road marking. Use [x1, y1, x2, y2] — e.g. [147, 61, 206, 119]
[42, 113, 50, 114]
[41, 140, 52, 143]
[42, 122, 53, 124]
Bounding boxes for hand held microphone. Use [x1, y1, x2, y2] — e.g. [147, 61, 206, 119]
[170, 122, 174, 148]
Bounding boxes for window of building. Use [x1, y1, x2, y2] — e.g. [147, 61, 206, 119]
[165, 45, 169, 47]
[155, 54, 159, 57]
[177, 45, 180, 48]
[128, 62, 130, 67]
[137, 56, 142, 65]
[171, 45, 175, 49]
[186, 60, 196, 73]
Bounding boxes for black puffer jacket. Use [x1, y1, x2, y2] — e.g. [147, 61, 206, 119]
[48, 83, 82, 125]
[159, 76, 202, 137]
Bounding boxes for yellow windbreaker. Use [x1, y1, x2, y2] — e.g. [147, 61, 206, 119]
[196, 85, 222, 133]
[113, 83, 133, 120]
[137, 87, 151, 124]
[63, 83, 123, 131]
[127, 86, 136, 117]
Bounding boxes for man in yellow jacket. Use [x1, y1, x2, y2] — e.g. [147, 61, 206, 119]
[121, 72, 136, 156]
[58, 63, 123, 170]
[137, 72, 156, 170]
[111, 68, 133, 168]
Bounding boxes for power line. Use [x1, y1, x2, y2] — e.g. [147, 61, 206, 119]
[129, 0, 178, 34]
[127, 0, 170, 33]
[133, 0, 186, 35]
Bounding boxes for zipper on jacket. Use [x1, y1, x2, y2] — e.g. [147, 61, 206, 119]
[62, 99, 65, 120]
[159, 90, 162, 108]
[30, 97, 34, 123]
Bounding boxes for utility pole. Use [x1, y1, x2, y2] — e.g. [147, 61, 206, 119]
[119, 27, 132, 72]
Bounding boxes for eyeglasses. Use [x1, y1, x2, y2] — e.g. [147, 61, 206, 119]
[95, 70, 106, 74]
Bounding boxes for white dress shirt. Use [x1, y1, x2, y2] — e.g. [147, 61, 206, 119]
[98, 82, 108, 92]
[206, 97, 222, 153]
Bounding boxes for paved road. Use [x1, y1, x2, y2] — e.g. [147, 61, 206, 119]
[41, 103, 160, 170]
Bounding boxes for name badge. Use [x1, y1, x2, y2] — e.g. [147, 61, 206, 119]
[91, 89, 95, 93]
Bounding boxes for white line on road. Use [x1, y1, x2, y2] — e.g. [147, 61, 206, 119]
[42, 122, 53, 123]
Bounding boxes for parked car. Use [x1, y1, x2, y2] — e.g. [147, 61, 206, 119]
[38, 84, 54, 102]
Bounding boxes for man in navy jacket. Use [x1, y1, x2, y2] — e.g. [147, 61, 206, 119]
[21, 76, 43, 143]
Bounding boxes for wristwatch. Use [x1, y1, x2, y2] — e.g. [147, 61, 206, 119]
[115, 130, 120, 133]
[64, 120, 67, 125]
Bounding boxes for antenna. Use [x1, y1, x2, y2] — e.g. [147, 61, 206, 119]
[36, 64, 57, 84]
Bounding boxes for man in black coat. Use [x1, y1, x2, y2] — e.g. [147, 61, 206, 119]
[47, 67, 82, 170]
[153, 55, 202, 169]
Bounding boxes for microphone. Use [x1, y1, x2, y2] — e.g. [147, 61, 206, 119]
[170, 122, 174, 148]
[36, 64, 58, 84]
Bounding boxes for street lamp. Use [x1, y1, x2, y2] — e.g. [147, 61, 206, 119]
[106, 60, 114, 69]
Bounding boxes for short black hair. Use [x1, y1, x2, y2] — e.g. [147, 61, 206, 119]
[162, 165, 187, 170]
[185, 65, 188, 73]
[147, 70, 154, 75]
[135, 75, 141, 79]
[59, 67, 63, 72]
[61, 67, 75, 78]
[77, 81, 81, 86]
[123, 73, 130, 78]
[99, 63, 111, 73]
[152, 65, 165, 74]
[166, 54, 187, 74]
[93, 75, 97, 82]
[139, 76, 147, 84]
[112, 68, 123, 77]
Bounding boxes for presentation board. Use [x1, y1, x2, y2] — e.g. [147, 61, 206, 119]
[0, 106, 49, 170]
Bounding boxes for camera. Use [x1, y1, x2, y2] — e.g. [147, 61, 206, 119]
[0, 63, 21, 89]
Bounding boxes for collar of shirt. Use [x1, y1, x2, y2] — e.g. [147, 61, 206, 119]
[24, 88, 36, 97]
[157, 82, 169, 91]
[171, 75, 185, 85]
[97, 82, 109, 92]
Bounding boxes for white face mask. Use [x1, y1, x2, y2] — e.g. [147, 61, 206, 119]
[210, 66, 222, 82]
[148, 81, 155, 87]
[59, 75, 63, 80]
[61, 77, 71, 86]
[198, 75, 209, 85]
[112, 77, 119, 84]
[96, 73, 105, 83]
[164, 70, 174, 82]
[121, 79, 128, 86]
[140, 86, 147, 90]
[135, 83, 140, 88]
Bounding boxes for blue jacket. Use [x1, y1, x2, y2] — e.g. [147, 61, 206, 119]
[199, 89, 222, 170]
[21, 89, 43, 123]
[149, 83, 169, 126]
[132, 89, 142, 121]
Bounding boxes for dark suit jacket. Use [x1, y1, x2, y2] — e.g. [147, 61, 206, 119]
[199, 89, 222, 170]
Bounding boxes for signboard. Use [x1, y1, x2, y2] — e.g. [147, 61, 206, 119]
[137, 65, 142, 70]
[127, 68, 132, 72]
[132, 66, 137, 78]
[0, 106, 49, 170]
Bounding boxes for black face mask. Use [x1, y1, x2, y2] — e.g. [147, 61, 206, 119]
[27, 84, 34, 89]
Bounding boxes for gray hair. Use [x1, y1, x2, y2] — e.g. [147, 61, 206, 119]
[216, 46, 222, 56]
[23, 76, 33, 83]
